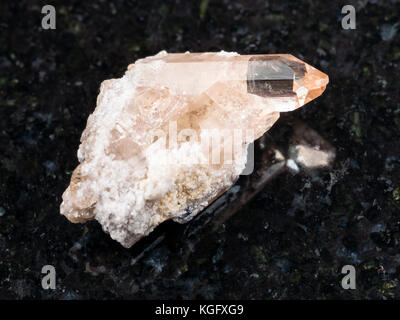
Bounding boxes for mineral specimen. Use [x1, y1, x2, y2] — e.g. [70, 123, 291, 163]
[60, 51, 329, 248]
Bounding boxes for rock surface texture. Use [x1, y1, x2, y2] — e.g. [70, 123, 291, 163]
[60, 51, 328, 247]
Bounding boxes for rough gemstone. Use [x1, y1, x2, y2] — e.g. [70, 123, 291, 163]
[60, 51, 329, 247]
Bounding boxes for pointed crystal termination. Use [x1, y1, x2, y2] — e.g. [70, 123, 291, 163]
[60, 51, 329, 248]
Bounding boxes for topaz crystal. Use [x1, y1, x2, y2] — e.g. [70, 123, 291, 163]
[60, 51, 329, 247]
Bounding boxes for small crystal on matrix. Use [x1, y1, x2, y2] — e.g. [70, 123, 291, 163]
[60, 51, 329, 247]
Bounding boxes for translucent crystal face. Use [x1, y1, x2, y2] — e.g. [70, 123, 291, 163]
[247, 56, 305, 97]
[135, 52, 328, 110]
[60, 51, 329, 248]
[130, 52, 328, 141]
[246, 54, 328, 107]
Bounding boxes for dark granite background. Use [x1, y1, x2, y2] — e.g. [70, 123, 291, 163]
[1, 0, 400, 299]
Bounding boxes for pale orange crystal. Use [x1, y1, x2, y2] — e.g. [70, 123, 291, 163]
[60, 51, 328, 247]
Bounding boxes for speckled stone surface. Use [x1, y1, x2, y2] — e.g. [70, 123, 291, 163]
[1, 0, 400, 299]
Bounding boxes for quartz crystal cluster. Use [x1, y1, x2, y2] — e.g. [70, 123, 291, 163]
[60, 51, 329, 247]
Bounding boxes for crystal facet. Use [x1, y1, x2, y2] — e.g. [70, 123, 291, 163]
[60, 51, 329, 247]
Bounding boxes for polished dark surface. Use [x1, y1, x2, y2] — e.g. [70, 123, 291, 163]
[1, 0, 399, 299]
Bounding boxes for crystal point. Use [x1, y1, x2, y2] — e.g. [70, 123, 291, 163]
[60, 51, 328, 247]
